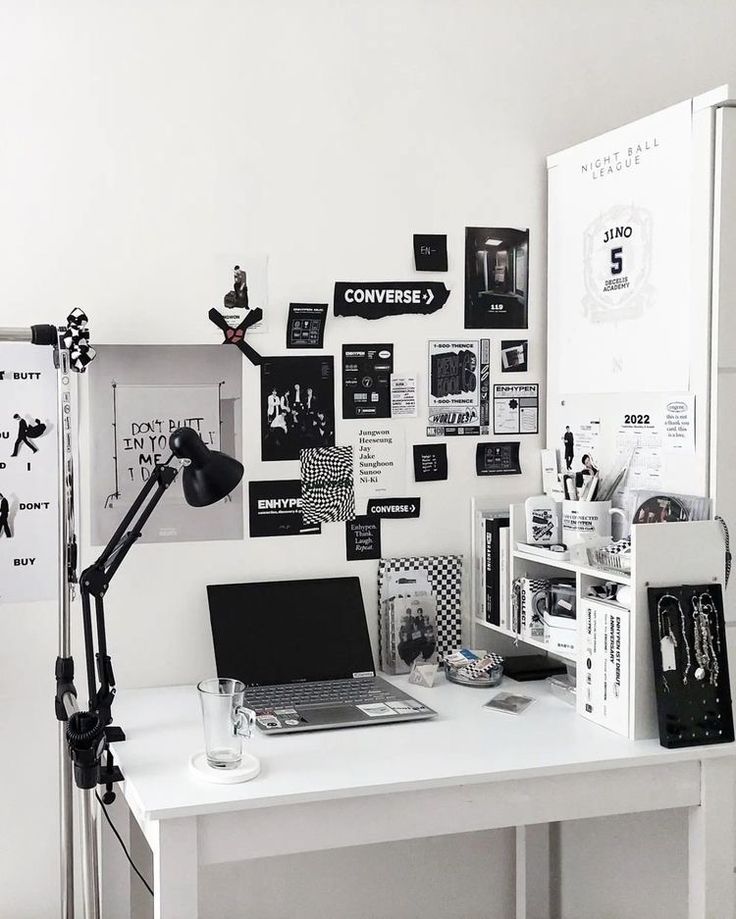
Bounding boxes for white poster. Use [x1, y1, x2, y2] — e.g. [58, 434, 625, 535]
[0, 346, 58, 603]
[548, 100, 692, 393]
[349, 424, 406, 497]
[493, 383, 539, 435]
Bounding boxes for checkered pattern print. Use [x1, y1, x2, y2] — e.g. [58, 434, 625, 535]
[300, 445, 356, 524]
[378, 556, 463, 663]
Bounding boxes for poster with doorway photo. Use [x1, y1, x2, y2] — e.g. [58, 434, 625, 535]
[465, 227, 529, 329]
[261, 355, 335, 461]
[88, 345, 244, 545]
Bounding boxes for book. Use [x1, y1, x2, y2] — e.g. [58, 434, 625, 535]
[483, 515, 510, 626]
[499, 523, 509, 629]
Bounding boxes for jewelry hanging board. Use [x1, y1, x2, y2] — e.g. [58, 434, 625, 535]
[647, 584, 734, 749]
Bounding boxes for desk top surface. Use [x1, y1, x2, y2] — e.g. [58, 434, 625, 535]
[112, 675, 734, 821]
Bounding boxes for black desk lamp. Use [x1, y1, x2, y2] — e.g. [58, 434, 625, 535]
[66, 427, 244, 796]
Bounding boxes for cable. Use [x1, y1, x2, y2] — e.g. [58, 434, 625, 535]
[715, 515, 731, 588]
[95, 792, 154, 897]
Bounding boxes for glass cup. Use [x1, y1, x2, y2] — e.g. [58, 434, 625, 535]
[197, 678, 256, 770]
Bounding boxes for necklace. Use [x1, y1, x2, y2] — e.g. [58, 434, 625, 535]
[691, 592, 719, 686]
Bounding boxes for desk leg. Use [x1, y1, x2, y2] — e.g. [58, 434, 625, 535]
[688, 756, 735, 919]
[515, 823, 552, 919]
[152, 817, 198, 919]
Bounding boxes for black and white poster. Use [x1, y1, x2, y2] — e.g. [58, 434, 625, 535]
[342, 344, 393, 419]
[413, 234, 448, 272]
[427, 339, 490, 436]
[286, 303, 328, 349]
[501, 340, 528, 373]
[300, 445, 356, 524]
[464, 227, 529, 329]
[261, 356, 335, 462]
[413, 444, 448, 482]
[476, 442, 521, 476]
[89, 345, 244, 545]
[334, 282, 450, 320]
[248, 480, 321, 537]
[345, 515, 381, 561]
[493, 383, 539, 435]
[0, 345, 58, 603]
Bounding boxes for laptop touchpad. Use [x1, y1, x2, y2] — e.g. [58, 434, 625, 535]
[301, 706, 366, 725]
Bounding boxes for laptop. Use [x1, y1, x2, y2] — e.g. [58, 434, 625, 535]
[207, 576, 437, 734]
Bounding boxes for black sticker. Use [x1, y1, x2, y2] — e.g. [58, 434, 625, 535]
[413, 444, 448, 482]
[345, 515, 381, 561]
[286, 303, 328, 349]
[342, 344, 393, 419]
[476, 442, 521, 476]
[334, 282, 450, 320]
[413, 234, 448, 272]
[249, 481, 321, 537]
[366, 498, 421, 519]
[501, 340, 528, 373]
[464, 227, 529, 329]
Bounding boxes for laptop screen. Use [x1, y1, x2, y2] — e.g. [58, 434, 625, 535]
[207, 576, 375, 686]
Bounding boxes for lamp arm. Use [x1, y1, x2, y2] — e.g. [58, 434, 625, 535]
[68, 461, 180, 792]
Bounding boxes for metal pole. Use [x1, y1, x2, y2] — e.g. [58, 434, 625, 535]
[56, 348, 75, 919]
[0, 327, 31, 341]
[79, 790, 101, 919]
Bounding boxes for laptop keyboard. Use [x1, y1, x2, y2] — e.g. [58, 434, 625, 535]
[244, 678, 392, 709]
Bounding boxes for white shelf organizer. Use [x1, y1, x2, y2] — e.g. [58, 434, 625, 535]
[473, 503, 726, 740]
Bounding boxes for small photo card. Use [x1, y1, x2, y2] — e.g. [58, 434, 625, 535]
[484, 692, 536, 715]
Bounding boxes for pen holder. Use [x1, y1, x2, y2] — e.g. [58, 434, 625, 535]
[561, 500, 625, 546]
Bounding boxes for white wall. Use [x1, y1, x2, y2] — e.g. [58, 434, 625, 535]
[1, 2, 736, 917]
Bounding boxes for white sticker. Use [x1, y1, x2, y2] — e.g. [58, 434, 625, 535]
[357, 703, 395, 717]
[391, 374, 418, 417]
[386, 700, 415, 714]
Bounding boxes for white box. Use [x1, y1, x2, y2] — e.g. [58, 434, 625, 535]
[577, 599, 630, 736]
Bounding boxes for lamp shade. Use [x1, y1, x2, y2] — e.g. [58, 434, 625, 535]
[169, 427, 244, 507]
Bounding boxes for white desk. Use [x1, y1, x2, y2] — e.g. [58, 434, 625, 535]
[105, 676, 736, 919]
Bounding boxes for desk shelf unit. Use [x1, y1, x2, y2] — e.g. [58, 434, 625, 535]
[473, 502, 726, 740]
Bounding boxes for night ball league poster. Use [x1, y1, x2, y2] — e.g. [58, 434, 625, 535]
[548, 99, 692, 394]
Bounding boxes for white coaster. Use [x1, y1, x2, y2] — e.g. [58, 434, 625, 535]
[189, 751, 261, 784]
